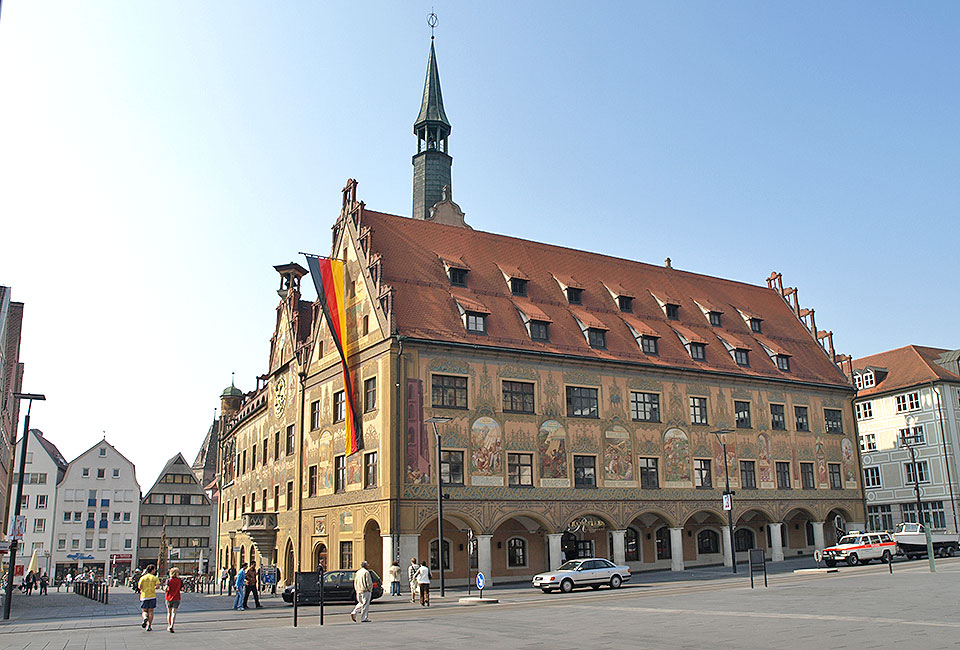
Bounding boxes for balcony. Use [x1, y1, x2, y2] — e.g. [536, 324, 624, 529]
[99, 520, 108, 529]
[88, 499, 96, 507]
[100, 499, 110, 507]
[85, 521, 94, 529]
[240, 512, 279, 561]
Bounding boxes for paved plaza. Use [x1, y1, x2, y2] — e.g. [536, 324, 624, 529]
[1, 558, 958, 649]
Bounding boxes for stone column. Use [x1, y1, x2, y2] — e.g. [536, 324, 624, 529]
[669, 528, 684, 572]
[721, 525, 733, 567]
[769, 523, 785, 562]
[610, 530, 627, 566]
[398, 534, 420, 568]
[381, 534, 396, 578]
[546, 533, 564, 569]
[477, 534, 494, 588]
[812, 522, 825, 551]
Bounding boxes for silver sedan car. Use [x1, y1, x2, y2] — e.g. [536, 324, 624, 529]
[533, 558, 631, 593]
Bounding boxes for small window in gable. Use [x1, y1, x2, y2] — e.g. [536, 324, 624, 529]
[709, 311, 722, 327]
[734, 349, 750, 367]
[587, 328, 606, 349]
[510, 278, 528, 296]
[641, 336, 659, 355]
[665, 304, 680, 320]
[776, 355, 791, 372]
[566, 287, 583, 305]
[618, 296, 633, 313]
[750, 318, 763, 333]
[690, 342, 706, 361]
[862, 371, 875, 388]
[449, 267, 467, 287]
[529, 320, 549, 342]
[466, 312, 487, 334]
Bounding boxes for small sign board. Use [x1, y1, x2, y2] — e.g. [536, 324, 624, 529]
[722, 494, 732, 511]
[11, 515, 26, 540]
[262, 566, 278, 584]
[748, 549, 767, 589]
[476, 571, 485, 591]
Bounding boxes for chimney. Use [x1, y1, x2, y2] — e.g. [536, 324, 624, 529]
[664, 257, 672, 269]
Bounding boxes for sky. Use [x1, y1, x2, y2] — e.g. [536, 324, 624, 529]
[1, 1, 958, 488]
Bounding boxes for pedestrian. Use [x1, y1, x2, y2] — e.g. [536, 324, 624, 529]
[165, 567, 182, 633]
[271, 566, 279, 595]
[65, 572, 73, 592]
[350, 560, 373, 623]
[219, 566, 229, 594]
[408, 557, 420, 603]
[417, 561, 431, 607]
[387, 560, 401, 596]
[233, 563, 247, 610]
[138, 564, 160, 631]
[40, 572, 49, 595]
[228, 565, 237, 596]
[243, 561, 262, 609]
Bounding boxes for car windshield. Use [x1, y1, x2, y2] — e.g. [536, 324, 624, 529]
[838, 536, 861, 545]
[557, 561, 582, 571]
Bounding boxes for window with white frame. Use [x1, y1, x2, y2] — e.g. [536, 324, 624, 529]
[863, 467, 881, 488]
[904, 460, 930, 484]
[860, 433, 877, 452]
[898, 425, 926, 445]
[868, 505, 893, 531]
[901, 501, 946, 529]
[36, 494, 47, 509]
[896, 391, 921, 413]
[854, 374, 863, 390]
[33, 518, 45, 533]
[862, 371, 875, 388]
[855, 402, 873, 420]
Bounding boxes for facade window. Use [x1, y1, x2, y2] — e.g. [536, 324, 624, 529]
[340, 541, 353, 570]
[310, 400, 321, 430]
[638, 457, 659, 489]
[465, 312, 487, 334]
[896, 391, 921, 413]
[507, 537, 527, 567]
[334, 456, 346, 492]
[286, 425, 295, 455]
[308, 465, 318, 497]
[770, 404, 786, 430]
[689, 342, 706, 361]
[735, 401, 751, 428]
[624, 528, 640, 562]
[694, 459, 712, 488]
[868, 505, 893, 532]
[655, 527, 672, 559]
[502, 381, 535, 414]
[587, 328, 606, 349]
[904, 461, 930, 484]
[275, 431, 281, 459]
[449, 267, 467, 287]
[740, 460, 757, 489]
[641, 335, 659, 355]
[854, 374, 863, 390]
[734, 528, 755, 552]
[432, 375, 468, 409]
[566, 287, 583, 305]
[510, 278, 527, 296]
[665, 304, 679, 320]
[800, 462, 815, 489]
[709, 311, 722, 326]
[776, 355, 791, 371]
[97, 468, 105, 479]
[749, 318, 762, 333]
[573, 455, 597, 488]
[262, 489, 267, 511]
[630, 392, 660, 422]
[286, 481, 294, 510]
[36, 494, 47, 509]
[33, 519, 45, 533]
[900, 501, 946, 529]
[507, 453, 533, 487]
[824, 409, 844, 433]
[113, 468, 120, 478]
[273, 485, 279, 511]
[862, 371, 875, 388]
[855, 402, 873, 420]
[775, 462, 791, 489]
[863, 467, 881, 488]
[697, 530, 720, 555]
[795, 406, 809, 431]
[251, 445, 257, 468]
[263, 438, 268, 463]
[364, 377, 377, 412]
[429, 539, 451, 571]
[364, 452, 378, 488]
[898, 425, 925, 446]
[689, 397, 708, 425]
[440, 450, 464, 486]
[566, 386, 599, 418]
[828, 463, 843, 489]
[82, 468, 90, 477]
[860, 433, 877, 452]
[529, 320, 549, 341]
[618, 296, 633, 312]
[333, 391, 345, 423]
[734, 349, 750, 367]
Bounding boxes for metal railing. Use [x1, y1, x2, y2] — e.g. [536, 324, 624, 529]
[73, 580, 109, 604]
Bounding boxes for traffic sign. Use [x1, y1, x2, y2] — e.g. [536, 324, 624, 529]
[476, 571, 485, 590]
[722, 494, 732, 511]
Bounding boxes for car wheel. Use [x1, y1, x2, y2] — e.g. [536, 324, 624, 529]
[824, 559, 836, 568]
[846, 553, 860, 566]
[946, 546, 956, 557]
[560, 579, 574, 593]
[881, 550, 892, 563]
[610, 575, 622, 589]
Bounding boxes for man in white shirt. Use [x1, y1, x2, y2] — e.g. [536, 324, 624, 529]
[350, 561, 373, 622]
[417, 562, 431, 607]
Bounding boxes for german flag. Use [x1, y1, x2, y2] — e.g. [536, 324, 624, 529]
[305, 254, 362, 455]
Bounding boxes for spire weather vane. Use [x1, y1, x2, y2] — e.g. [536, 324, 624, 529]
[427, 11, 438, 40]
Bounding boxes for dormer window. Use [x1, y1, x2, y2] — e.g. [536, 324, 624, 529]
[618, 296, 633, 313]
[641, 336, 659, 355]
[690, 342, 706, 361]
[776, 355, 791, 372]
[862, 371, 875, 388]
[709, 311, 722, 327]
[530, 320, 549, 341]
[511, 278, 528, 296]
[665, 304, 680, 320]
[466, 312, 487, 334]
[567, 287, 583, 305]
[449, 267, 468, 287]
[749, 318, 763, 333]
[734, 349, 750, 367]
[587, 328, 606, 349]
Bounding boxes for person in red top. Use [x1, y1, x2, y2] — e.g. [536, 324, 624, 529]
[165, 567, 183, 634]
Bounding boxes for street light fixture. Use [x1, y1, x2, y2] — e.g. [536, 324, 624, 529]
[3, 392, 46, 620]
[425, 416, 452, 597]
[900, 423, 936, 572]
[712, 428, 736, 574]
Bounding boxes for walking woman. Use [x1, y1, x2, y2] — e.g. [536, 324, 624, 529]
[165, 567, 183, 633]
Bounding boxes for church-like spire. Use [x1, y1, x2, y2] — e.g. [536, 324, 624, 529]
[415, 41, 450, 129]
[412, 30, 453, 221]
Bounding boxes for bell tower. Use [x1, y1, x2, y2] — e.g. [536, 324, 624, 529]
[412, 31, 452, 221]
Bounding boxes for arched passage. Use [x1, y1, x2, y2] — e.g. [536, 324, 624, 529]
[683, 509, 727, 566]
[492, 515, 549, 580]
[282, 539, 294, 587]
[363, 519, 383, 577]
[735, 508, 774, 562]
[313, 542, 328, 573]
[782, 507, 818, 556]
[622, 510, 676, 569]
[562, 511, 617, 562]
[825, 508, 854, 544]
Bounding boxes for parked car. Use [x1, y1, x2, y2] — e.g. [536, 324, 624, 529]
[282, 570, 383, 605]
[533, 558, 631, 593]
[821, 531, 895, 567]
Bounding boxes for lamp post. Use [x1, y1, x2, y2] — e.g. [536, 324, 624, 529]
[425, 416, 452, 597]
[900, 425, 936, 572]
[712, 428, 736, 574]
[3, 392, 45, 620]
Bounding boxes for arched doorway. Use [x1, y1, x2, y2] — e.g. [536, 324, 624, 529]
[826, 508, 853, 544]
[563, 513, 615, 560]
[623, 510, 676, 569]
[239, 547, 245, 566]
[782, 507, 817, 555]
[313, 542, 328, 573]
[491, 515, 549, 578]
[283, 539, 294, 586]
[683, 510, 726, 566]
[363, 519, 383, 577]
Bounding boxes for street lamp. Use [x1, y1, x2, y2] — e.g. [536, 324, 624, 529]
[712, 428, 736, 574]
[3, 392, 45, 620]
[425, 416, 452, 597]
[900, 424, 936, 572]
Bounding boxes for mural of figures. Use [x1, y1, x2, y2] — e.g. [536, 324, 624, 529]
[663, 428, 691, 485]
[604, 425, 634, 482]
[538, 420, 568, 482]
[713, 437, 737, 486]
[406, 378, 430, 484]
[815, 439, 827, 486]
[319, 431, 333, 489]
[471, 417, 503, 476]
[841, 438, 856, 485]
[340, 511, 353, 533]
[347, 453, 362, 485]
[757, 433, 773, 487]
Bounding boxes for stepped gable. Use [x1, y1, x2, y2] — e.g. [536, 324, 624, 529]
[359, 209, 850, 388]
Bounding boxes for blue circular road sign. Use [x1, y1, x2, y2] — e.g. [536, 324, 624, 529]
[476, 572, 485, 590]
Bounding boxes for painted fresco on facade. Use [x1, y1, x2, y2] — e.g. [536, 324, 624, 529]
[538, 420, 567, 483]
[314, 516, 326, 535]
[319, 431, 333, 489]
[713, 437, 737, 486]
[815, 439, 827, 486]
[471, 417, 503, 476]
[604, 425, 634, 482]
[663, 428, 690, 485]
[340, 511, 353, 533]
[406, 378, 430, 484]
[841, 438, 856, 485]
[757, 433, 773, 487]
[347, 453, 362, 485]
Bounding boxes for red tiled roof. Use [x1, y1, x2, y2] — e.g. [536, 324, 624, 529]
[619, 314, 659, 338]
[496, 263, 529, 280]
[853, 345, 960, 397]
[754, 334, 790, 357]
[512, 298, 552, 323]
[671, 324, 711, 346]
[569, 307, 608, 331]
[361, 210, 850, 387]
[450, 290, 490, 314]
[717, 331, 753, 351]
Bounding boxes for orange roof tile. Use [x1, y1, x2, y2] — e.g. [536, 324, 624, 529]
[716, 331, 753, 350]
[569, 307, 608, 331]
[496, 263, 529, 281]
[671, 324, 710, 345]
[450, 290, 490, 314]
[512, 298, 553, 323]
[853, 345, 960, 397]
[620, 314, 659, 338]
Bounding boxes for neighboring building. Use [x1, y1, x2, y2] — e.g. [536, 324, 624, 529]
[850, 346, 960, 534]
[138, 453, 216, 574]
[51, 439, 140, 582]
[0, 286, 25, 534]
[6, 429, 67, 577]
[215, 38, 863, 587]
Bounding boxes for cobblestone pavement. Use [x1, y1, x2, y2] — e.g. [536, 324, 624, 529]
[1, 557, 956, 649]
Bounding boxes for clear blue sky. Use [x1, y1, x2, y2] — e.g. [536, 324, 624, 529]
[1, 1, 957, 487]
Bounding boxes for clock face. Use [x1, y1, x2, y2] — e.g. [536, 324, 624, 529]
[274, 376, 287, 417]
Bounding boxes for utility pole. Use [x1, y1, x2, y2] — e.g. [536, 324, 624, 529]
[713, 429, 736, 574]
[426, 417, 451, 597]
[901, 429, 936, 572]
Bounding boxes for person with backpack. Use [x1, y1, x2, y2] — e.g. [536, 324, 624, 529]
[165, 567, 182, 633]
